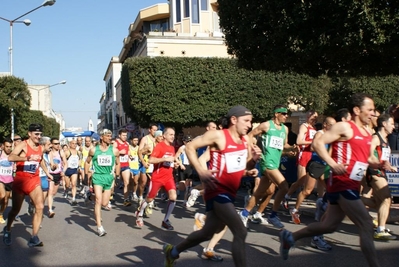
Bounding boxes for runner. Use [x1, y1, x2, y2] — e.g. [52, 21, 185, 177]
[115, 129, 131, 207]
[3, 124, 46, 247]
[0, 138, 14, 224]
[279, 93, 382, 267]
[362, 114, 397, 240]
[84, 129, 120, 236]
[128, 136, 140, 201]
[239, 105, 296, 228]
[136, 128, 179, 230]
[163, 105, 260, 267]
[64, 140, 82, 205]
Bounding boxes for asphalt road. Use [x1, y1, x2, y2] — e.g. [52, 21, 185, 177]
[1, 186, 399, 267]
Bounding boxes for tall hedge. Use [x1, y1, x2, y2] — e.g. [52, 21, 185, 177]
[121, 57, 328, 127]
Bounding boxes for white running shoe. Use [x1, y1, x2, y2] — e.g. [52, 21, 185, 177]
[186, 189, 200, 207]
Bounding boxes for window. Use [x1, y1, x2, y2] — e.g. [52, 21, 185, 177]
[201, 0, 207, 11]
[192, 0, 199, 23]
[176, 0, 181, 22]
[184, 0, 190, 18]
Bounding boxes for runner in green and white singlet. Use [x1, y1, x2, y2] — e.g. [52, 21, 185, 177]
[85, 129, 120, 237]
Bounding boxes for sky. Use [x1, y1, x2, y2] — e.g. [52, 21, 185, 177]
[0, 0, 166, 131]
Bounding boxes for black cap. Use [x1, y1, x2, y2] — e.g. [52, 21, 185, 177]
[183, 135, 192, 142]
[28, 123, 43, 132]
[226, 105, 252, 118]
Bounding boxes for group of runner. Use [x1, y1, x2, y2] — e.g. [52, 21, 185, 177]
[0, 93, 396, 267]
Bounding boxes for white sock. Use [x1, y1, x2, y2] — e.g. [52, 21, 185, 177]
[377, 226, 385, 233]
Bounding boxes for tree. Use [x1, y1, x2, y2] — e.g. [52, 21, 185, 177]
[218, 0, 399, 76]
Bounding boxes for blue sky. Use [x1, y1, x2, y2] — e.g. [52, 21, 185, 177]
[0, 0, 165, 131]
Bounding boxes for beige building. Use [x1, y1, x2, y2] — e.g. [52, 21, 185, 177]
[98, 0, 229, 135]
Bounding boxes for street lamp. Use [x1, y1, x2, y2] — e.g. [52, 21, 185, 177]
[29, 80, 66, 112]
[0, 0, 56, 75]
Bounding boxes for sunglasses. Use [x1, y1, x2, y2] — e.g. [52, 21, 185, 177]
[34, 133, 42, 136]
[280, 113, 288, 116]
[52, 142, 60, 145]
[13, 138, 21, 141]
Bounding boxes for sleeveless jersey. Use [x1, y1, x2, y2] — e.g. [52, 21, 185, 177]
[67, 150, 80, 169]
[144, 135, 155, 173]
[0, 151, 14, 183]
[92, 145, 115, 175]
[205, 129, 248, 200]
[260, 120, 286, 170]
[129, 145, 139, 170]
[179, 145, 190, 165]
[368, 132, 390, 177]
[50, 150, 62, 174]
[116, 139, 129, 168]
[15, 141, 42, 179]
[151, 141, 175, 180]
[299, 123, 316, 153]
[310, 130, 327, 164]
[39, 153, 51, 178]
[80, 146, 91, 168]
[328, 121, 372, 192]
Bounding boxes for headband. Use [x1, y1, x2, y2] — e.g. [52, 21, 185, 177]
[274, 108, 288, 113]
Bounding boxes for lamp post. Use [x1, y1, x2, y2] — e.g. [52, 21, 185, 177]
[28, 80, 66, 112]
[0, 0, 56, 75]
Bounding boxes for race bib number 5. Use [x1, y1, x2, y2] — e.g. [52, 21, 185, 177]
[97, 155, 112, 166]
[349, 161, 369, 181]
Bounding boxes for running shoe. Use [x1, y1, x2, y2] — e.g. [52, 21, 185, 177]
[311, 235, 332, 251]
[161, 220, 174, 230]
[238, 210, 249, 228]
[374, 230, 397, 240]
[250, 212, 269, 225]
[132, 193, 138, 201]
[14, 215, 20, 221]
[3, 226, 12, 246]
[63, 191, 68, 199]
[123, 199, 132, 207]
[186, 189, 200, 207]
[0, 215, 6, 224]
[71, 200, 78, 206]
[282, 198, 290, 210]
[315, 198, 324, 221]
[135, 211, 144, 228]
[27, 203, 35, 216]
[279, 229, 294, 260]
[290, 209, 301, 224]
[48, 211, 55, 218]
[97, 227, 107, 237]
[202, 248, 223, 261]
[145, 201, 154, 215]
[193, 213, 206, 231]
[163, 243, 178, 267]
[268, 215, 284, 229]
[28, 235, 43, 247]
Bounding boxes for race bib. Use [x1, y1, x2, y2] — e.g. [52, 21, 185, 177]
[23, 161, 39, 174]
[269, 136, 283, 150]
[130, 156, 138, 163]
[163, 155, 174, 168]
[349, 161, 369, 181]
[225, 150, 247, 173]
[97, 155, 112, 166]
[39, 167, 46, 177]
[120, 155, 129, 163]
[146, 164, 154, 173]
[69, 157, 79, 168]
[309, 129, 317, 139]
[0, 166, 13, 176]
[381, 147, 390, 161]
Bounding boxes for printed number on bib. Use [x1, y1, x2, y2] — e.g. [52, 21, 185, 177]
[349, 161, 369, 181]
[225, 150, 247, 173]
[381, 147, 390, 161]
[39, 168, 46, 177]
[269, 136, 283, 150]
[23, 161, 39, 174]
[97, 155, 112, 166]
[0, 167, 12, 176]
[120, 155, 129, 163]
[309, 130, 317, 139]
[69, 157, 79, 168]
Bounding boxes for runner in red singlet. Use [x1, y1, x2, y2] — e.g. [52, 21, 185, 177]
[279, 93, 382, 267]
[2, 124, 46, 247]
[115, 129, 131, 207]
[162, 105, 260, 267]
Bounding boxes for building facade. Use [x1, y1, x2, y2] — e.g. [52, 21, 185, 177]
[98, 0, 227, 137]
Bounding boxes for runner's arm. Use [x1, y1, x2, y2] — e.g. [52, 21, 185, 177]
[84, 148, 95, 175]
[114, 147, 120, 177]
[8, 142, 28, 161]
